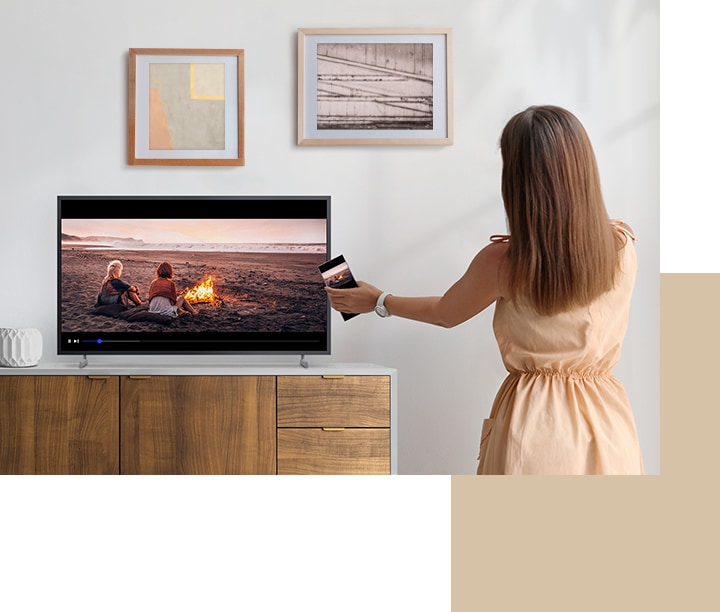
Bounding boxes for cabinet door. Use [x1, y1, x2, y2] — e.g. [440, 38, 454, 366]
[277, 375, 391, 475]
[277, 376, 390, 427]
[278, 428, 390, 475]
[120, 376, 276, 475]
[0, 375, 119, 475]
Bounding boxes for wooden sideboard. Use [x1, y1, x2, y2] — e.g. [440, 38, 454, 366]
[0, 363, 396, 475]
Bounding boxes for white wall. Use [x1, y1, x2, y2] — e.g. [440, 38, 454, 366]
[0, 0, 659, 474]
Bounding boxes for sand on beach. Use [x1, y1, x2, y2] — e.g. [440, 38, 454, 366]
[59, 248, 328, 334]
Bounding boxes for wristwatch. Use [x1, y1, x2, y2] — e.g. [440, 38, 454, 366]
[375, 292, 392, 318]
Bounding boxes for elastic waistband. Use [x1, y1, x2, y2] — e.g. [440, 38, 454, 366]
[512, 368, 613, 380]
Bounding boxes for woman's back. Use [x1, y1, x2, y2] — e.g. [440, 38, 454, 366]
[478, 222, 644, 474]
[494, 221, 636, 376]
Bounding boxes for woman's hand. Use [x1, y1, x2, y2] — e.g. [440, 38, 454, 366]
[325, 281, 382, 315]
[322, 242, 508, 327]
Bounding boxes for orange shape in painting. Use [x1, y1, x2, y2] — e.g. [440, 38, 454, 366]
[149, 87, 173, 150]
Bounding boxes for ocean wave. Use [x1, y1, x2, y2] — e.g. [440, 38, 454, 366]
[63, 240, 326, 254]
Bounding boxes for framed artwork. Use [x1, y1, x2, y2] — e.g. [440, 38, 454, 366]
[298, 28, 453, 146]
[128, 48, 244, 166]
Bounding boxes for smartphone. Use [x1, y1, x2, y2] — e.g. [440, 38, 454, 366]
[318, 254, 359, 320]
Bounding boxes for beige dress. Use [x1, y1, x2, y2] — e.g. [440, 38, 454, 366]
[477, 221, 644, 475]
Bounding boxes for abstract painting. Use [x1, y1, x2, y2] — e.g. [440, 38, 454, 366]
[128, 49, 244, 165]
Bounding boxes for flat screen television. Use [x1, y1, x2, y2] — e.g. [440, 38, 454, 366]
[58, 195, 330, 358]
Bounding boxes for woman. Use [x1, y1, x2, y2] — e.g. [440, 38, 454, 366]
[326, 105, 644, 475]
[96, 259, 142, 307]
[148, 261, 197, 317]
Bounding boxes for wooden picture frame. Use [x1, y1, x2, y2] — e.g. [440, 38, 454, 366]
[128, 48, 244, 166]
[298, 28, 453, 146]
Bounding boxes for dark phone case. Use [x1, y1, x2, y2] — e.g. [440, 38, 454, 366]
[318, 255, 359, 320]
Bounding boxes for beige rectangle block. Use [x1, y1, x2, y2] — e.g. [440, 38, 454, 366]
[451, 274, 720, 610]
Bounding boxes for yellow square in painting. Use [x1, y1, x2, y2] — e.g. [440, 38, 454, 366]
[191, 64, 225, 100]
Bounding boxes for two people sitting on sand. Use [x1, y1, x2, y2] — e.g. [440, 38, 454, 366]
[96, 259, 197, 318]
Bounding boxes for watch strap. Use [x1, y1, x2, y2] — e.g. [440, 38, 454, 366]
[376, 292, 392, 317]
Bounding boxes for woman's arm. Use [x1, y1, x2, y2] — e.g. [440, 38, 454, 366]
[325, 242, 508, 328]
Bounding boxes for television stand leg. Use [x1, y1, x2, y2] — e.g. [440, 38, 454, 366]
[79, 355, 88, 369]
[299, 355, 309, 369]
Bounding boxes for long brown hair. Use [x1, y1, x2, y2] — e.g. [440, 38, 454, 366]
[500, 105, 623, 315]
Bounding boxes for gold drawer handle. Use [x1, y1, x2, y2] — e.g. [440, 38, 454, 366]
[321, 375, 345, 379]
[87, 375, 110, 380]
[322, 427, 345, 432]
[128, 375, 152, 379]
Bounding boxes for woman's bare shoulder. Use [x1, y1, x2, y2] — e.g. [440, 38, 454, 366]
[470, 240, 509, 267]
[466, 240, 510, 298]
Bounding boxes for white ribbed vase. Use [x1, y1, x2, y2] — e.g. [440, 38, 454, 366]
[0, 328, 43, 367]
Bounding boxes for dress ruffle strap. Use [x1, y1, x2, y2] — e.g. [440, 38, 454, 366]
[610, 219, 637, 241]
[489, 234, 510, 243]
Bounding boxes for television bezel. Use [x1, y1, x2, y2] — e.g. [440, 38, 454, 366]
[57, 194, 331, 357]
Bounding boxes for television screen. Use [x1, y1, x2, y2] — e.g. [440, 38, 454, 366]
[58, 195, 330, 356]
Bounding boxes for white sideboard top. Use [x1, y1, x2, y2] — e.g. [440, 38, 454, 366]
[0, 360, 395, 377]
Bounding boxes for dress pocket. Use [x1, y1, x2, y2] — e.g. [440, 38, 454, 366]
[476, 417, 495, 472]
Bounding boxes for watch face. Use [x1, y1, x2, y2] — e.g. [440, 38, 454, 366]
[375, 305, 388, 317]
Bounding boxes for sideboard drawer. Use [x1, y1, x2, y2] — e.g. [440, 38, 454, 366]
[277, 428, 390, 475]
[277, 375, 390, 428]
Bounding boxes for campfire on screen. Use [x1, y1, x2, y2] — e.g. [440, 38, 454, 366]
[183, 276, 222, 306]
